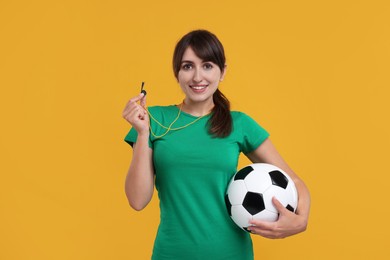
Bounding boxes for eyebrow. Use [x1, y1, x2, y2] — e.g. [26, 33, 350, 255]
[181, 60, 213, 64]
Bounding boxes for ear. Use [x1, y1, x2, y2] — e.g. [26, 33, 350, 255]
[220, 64, 227, 81]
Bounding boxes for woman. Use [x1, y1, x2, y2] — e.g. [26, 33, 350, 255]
[122, 30, 310, 260]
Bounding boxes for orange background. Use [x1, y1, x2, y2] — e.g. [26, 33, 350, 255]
[1, 0, 389, 259]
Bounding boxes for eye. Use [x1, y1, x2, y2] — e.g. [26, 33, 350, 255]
[181, 63, 193, 70]
[203, 63, 213, 70]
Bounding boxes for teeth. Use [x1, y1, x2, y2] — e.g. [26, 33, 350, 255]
[191, 86, 206, 90]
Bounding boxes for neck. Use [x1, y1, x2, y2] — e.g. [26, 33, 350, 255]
[180, 99, 214, 117]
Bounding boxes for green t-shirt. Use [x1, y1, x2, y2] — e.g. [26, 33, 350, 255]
[125, 105, 269, 260]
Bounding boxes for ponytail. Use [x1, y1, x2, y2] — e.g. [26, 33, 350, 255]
[208, 89, 232, 137]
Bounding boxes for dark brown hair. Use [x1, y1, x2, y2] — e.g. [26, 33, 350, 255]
[172, 30, 232, 137]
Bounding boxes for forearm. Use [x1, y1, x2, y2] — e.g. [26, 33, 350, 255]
[293, 177, 311, 228]
[125, 133, 154, 211]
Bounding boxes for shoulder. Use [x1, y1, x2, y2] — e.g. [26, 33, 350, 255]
[230, 111, 270, 153]
[230, 111, 256, 123]
[230, 110, 268, 131]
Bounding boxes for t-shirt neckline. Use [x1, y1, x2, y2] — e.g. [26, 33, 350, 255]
[171, 104, 212, 119]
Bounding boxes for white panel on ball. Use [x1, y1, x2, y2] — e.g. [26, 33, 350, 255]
[285, 183, 298, 206]
[263, 185, 292, 213]
[231, 205, 253, 230]
[227, 180, 247, 206]
[253, 209, 279, 222]
[244, 168, 272, 193]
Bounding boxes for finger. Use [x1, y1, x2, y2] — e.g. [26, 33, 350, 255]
[140, 93, 147, 108]
[129, 92, 145, 103]
[124, 104, 145, 121]
[248, 220, 275, 231]
[272, 197, 289, 214]
[247, 223, 285, 239]
[123, 95, 146, 115]
[122, 102, 140, 118]
[138, 107, 147, 120]
[247, 225, 273, 237]
[251, 229, 283, 239]
[124, 106, 141, 122]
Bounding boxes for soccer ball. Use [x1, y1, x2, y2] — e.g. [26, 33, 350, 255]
[225, 163, 298, 232]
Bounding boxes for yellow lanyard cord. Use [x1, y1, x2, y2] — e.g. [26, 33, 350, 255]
[146, 103, 207, 138]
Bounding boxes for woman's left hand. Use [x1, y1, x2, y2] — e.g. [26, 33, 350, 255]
[247, 197, 308, 239]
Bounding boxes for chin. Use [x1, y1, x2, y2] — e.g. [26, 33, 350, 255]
[187, 95, 214, 103]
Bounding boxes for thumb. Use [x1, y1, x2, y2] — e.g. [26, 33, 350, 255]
[272, 197, 288, 214]
[140, 93, 147, 108]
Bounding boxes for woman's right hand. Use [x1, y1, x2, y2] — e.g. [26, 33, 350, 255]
[122, 92, 149, 134]
[123, 92, 154, 211]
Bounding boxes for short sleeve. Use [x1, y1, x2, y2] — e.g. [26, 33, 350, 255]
[124, 127, 153, 148]
[237, 112, 269, 154]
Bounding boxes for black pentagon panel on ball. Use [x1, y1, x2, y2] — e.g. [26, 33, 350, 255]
[269, 170, 288, 189]
[286, 204, 295, 212]
[225, 194, 232, 216]
[242, 192, 265, 215]
[234, 166, 254, 180]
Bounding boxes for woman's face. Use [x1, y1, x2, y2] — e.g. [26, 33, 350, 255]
[177, 47, 226, 106]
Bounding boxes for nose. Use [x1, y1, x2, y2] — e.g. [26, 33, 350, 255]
[192, 67, 202, 82]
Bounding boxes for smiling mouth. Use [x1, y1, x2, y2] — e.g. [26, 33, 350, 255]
[190, 85, 208, 90]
